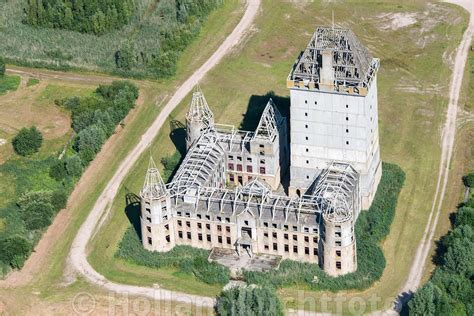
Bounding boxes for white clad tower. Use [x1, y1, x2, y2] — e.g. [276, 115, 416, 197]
[287, 27, 381, 209]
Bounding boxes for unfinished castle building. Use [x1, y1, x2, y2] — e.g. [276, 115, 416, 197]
[139, 27, 381, 277]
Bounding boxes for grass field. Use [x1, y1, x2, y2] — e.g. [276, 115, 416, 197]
[0, 75, 20, 95]
[0, 0, 244, 314]
[84, 0, 470, 313]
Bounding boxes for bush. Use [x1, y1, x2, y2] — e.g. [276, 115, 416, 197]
[12, 126, 43, 156]
[51, 189, 68, 211]
[116, 227, 230, 285]
[216, 286, 284, 316]
[21, 201, 55, 230]
[462, 173, 474, 188]
[0, 56, 5, 75]
[0, 235, 32, 269]
[455, 207, 474, 228]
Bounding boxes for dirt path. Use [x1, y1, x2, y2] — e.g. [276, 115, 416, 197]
[392, 0, 474, 313]
[66, 0, 260, 308]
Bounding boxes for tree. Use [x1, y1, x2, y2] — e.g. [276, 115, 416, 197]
[462, 173, 474, 188]
[216, 286, 283, 316]
[408, 282, 437, 316]
[65, 155, 83, 177]
[0, 56, 5, 76]
[455, 207, 474, 228]
[12, 126, 43, 156]
[0, 236, 32, 269]
[51, 189, 68, 211]
[22, 201, 55, 230]
[50, 159, 68, 181]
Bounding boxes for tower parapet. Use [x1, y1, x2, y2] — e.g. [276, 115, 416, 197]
[186, 86, 215, 149]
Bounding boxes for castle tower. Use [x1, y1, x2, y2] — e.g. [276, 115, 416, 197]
[140, 156, 174, 252]
[287, 27, 381, 209]
[313, 163, 359, 276]
[186, 86, 214, 150]
[249, 99, 288, 189]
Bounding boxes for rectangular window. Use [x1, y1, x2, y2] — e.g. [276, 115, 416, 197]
[165, 224, 169, 231]
[207, 234, 211, 242]
[185, 212, 190, 218]
[198, 233, 203, 241]
[228, 163, 234, 170]
[260, 167, 266, 174]
[237, 156, 242, 162]
[273, 243, 278, 251]
[177, 211, 182, 216]
[178, 231, 183, 239]
[305, 247, 310, 255]
[237, 164, 243, 172]
[335, 232, 341, 237]
[229, 155, 234, 160]
[227, 237, 231, 244]
[206, 215, 211, 220]
[163, 215, 168, 221]
[304, 236, 309, 243]
[264, 232, 269, 238]
[293, 235, 298, 241]
[284, 244, 289, 252]
[238, 176, 243, 184]
[147, 237, 152, 245]
[147, 226, 151, 233]
[293, 245, 298, 253]
[292, 226, 298, 232]
[272, 232, 277, 238]
[247, 157, 252, 162]
[229, 174, 234, 182]
[247, 165, 253, 173]
[313, 248, 318, 256]
[284, 233, 288, 240]
[304, 227, 309, 233]
[225, 217, 231, 223]
[226, 226, 231, 233]
[187, 232, 191, 239]
[217, 225, 222, 231]
[217, 216, 222, 222]
[336, 261, 342, 270]
[177, 220, 182, 226]
[264, 245, 269, 250]
[259, 144, 265, 148]
[272, 223, 277, 229]
[263, 222, 269, 228]
[313, 237, 318, 243]
[336, 250, 341, 257]
[206, 224, 211, 230]
[197, 223, 202, 229]
[166, 235, 170, 242]
[335, 241, 342, 247]
[186, 221, 191, 228]
[146, 208, 151, 213]
[218, 236, 223, 243]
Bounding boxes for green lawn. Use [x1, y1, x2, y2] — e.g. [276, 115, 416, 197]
[85, 0, 469, 314]
[26, 78, 39, 87]
[0, 75, 20, 95]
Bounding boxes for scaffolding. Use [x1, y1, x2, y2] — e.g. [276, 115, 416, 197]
[186, 86, 214, 127]
[141, 156, 167, 200]
[288, 27, 379, 94]
[253, 99, 282, 142]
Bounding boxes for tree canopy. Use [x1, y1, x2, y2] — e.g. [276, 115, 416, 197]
[12, 126, 43, 156]
[0, 56, 5, 76]
[23, 0, 136, 35]
[216, 286, 284, 316]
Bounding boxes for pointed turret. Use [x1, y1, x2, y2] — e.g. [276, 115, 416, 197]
[140, 156, 167, 199]
[186, 86, 215, 149]
[253, 99, 282, 142]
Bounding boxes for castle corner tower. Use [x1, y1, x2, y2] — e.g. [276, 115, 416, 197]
[186, 86, 215, 150]
[287, 27, 382, 209]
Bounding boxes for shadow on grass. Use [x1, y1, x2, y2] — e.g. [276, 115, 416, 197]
[169, 120, 187, 157]
[125, 191, 141, 241]
[240, 91, 290, 131]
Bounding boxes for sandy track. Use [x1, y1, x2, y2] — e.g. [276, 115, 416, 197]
[67, 0, 260, 308]
[392, 0, 473, 313]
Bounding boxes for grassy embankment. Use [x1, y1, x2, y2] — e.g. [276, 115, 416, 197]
[86, 0, 469, 314]
[0, 1, 243, 314]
